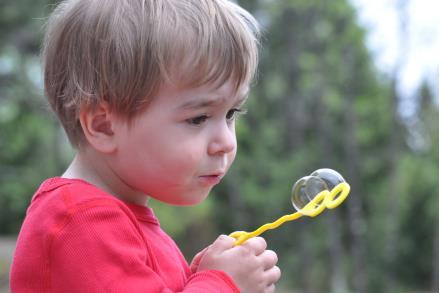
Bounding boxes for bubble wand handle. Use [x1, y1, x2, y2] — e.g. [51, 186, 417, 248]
[229, 182, 350, 246]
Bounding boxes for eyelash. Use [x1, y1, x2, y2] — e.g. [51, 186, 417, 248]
[187, 115, 209, 125]
[226, 108, 247, 120]
[186, 108, 247, 126]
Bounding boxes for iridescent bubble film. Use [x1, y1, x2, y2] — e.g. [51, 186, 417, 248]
[310, 168, 345, 189]
[291, 175, 328, 210]
[291, 169, 346, 211]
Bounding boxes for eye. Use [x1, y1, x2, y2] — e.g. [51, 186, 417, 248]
[226, 108, 247, 121]
[187, 115, 209, 125]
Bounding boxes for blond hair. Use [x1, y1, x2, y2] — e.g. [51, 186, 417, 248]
[42, 0, 260, 148]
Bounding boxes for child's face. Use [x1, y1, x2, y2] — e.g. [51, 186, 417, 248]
[111, 80, 249, 205]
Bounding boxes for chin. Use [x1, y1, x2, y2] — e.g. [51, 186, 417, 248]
[174, 191, 211, 206]
[175, 196, 208, 206]
[149, 187, 211, 206]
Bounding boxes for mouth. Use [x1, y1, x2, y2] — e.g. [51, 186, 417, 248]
[199, 173, 224, 186]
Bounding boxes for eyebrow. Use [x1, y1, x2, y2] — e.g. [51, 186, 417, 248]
[178, 91, 249, 110]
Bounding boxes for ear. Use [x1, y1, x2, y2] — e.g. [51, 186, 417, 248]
[79, 102, 117, 153]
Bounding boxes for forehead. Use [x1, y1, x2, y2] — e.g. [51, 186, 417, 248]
[151, 80, 250, 110]
[177, 82, 249, 108]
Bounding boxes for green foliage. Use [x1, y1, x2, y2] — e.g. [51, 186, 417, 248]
[0, 0, 69, 233]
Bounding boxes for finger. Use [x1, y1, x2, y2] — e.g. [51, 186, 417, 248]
[190, 247, 209, 273]
[259, 249, 278, 270]
[264, 265, 281, 284]
[241, 236, 267, 255]
[210, 235, 235, 252]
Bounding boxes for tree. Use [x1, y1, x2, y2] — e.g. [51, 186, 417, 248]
[0, 0, 68, 233]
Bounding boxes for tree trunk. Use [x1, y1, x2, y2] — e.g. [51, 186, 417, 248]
[432, 217, 439, 291]
[343, 91, 367, 293]
[298, 221, 318, 293]
[315, 90, 348, 293]
[383, 78, 402, 291]
[384, 1, 409, 290]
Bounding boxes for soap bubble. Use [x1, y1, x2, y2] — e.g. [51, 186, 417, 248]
[310, 168, 345, 190]
[291, 175, 328, 211]
[291, 169, 346, 211]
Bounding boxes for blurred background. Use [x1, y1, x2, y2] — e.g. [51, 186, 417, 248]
[1, 0, 439, 292]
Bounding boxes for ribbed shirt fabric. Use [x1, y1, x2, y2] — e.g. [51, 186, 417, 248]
[10, 177, 239, 292]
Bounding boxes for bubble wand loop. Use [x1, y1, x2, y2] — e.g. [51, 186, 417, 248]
[229, 170, 351, 246]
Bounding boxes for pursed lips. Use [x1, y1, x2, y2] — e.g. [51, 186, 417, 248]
[198, 172, 225, 185]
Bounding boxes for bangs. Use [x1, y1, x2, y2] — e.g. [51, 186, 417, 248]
[156, 0, 260, 91]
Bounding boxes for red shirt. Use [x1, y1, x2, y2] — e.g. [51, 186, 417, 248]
[10, 177, 239, 292]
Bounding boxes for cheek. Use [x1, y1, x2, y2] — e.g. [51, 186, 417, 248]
[152, 139, 204, 172]
[227, 148, 237, 167]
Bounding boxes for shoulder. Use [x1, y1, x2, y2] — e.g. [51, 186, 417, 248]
[23, 177, 141, 240]
[30, 177, 128, 212]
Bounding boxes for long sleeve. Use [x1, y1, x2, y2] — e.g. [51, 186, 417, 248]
[11, 180, 239, 292]
[51, 202, 238, 292]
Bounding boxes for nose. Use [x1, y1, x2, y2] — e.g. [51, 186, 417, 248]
[207, 121, 237, 156]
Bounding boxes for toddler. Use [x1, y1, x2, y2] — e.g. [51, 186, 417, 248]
[10, 0, 281, 292]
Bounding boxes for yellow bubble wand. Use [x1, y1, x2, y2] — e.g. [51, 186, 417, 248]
[229, 169, 351, 246]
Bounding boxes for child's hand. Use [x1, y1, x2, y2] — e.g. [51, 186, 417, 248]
[192, 235, 281, 293]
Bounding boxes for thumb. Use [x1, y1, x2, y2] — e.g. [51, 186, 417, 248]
[210, 234, 235, 251]
[191, 235, 234, 273]
[190, 247, 209, 273]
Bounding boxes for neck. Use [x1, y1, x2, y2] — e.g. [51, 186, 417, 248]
[62, 148, 149, 206]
